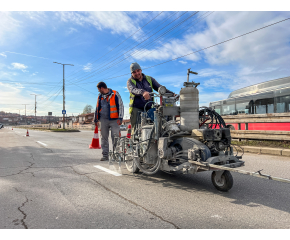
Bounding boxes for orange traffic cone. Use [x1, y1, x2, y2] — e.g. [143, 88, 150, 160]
[12, 128, 13, 130]
[89, 126, 101, 149]
[26, 129, 29, 137]
[126, 124, 131, 138]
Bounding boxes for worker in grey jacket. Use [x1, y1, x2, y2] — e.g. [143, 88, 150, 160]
[127, 62, 175, 135]
[94, 82, 124, 161]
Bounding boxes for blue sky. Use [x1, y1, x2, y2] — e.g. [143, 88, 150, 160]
[1, 2, 290, 119]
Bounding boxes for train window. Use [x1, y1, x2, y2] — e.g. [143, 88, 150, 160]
[254, 98, 274, 114]
[209, 102, 222, 114]
[221, 99, 235, 115]
[276, 95, 290, 113]
[236, 96, 253, 114]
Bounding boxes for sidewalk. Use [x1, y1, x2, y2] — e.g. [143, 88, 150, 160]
[239, 145, 290, 157]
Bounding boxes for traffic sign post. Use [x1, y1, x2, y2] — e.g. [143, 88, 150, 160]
[62, 110, 66, 129]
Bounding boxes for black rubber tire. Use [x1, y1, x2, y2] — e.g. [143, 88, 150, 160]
[226, 125, 235, 130]
[125, 160, 140, 173]
[211, 170, 233, 192]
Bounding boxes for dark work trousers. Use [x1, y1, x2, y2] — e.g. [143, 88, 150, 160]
[130, 107, 143, 137]
[100, 119, 120, 157]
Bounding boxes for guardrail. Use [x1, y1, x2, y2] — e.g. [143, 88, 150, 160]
[231, 130, 290, 141]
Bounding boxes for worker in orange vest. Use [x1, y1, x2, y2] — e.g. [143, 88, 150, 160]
[94, 82, 124, 161]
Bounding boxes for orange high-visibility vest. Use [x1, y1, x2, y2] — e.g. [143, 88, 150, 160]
[96, 90, 119, 120]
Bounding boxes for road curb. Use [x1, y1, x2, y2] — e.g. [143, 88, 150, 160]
[240, 145, 290, 156]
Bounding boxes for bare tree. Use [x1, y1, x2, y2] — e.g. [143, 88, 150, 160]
[83, 104, 93, 114]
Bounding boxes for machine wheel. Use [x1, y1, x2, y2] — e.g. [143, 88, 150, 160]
[211, 170, 233, 192]
[125, 159, 140, 173]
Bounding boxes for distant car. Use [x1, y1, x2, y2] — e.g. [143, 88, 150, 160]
[0, 124, 3, 129]
[120, 125, 127, 131]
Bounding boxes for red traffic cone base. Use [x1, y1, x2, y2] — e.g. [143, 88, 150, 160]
[89, 126, 101, 149]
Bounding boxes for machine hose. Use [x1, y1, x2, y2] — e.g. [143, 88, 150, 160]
[133, 125, 162, 175]
[199, 107, 226, 129]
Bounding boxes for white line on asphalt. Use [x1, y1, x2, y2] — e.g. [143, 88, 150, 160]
[94, 165, 122, 176]
[36, 141, 47, 147]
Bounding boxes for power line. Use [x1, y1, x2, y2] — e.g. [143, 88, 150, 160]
[65, 11, 155, 79]
[66, 12, 178, 82]
[75, 17, 290, 84]
[144, 17, 290, 70]
[68, 11, 192, 84]
[70, 11, 211, 85]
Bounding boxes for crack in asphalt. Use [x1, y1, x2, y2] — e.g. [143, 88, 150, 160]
[18, 196, 29, 229]
[0, 163, 87, 178]
[69, 166, 180, 229]
[14, 188, 29, 229]
[0, 161, 35, 178]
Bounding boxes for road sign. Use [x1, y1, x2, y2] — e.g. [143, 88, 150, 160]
[62, 110, 66, 114]
[48, 112, 52, 116]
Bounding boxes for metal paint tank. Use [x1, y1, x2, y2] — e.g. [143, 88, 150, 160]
[180, 81, 199, 131]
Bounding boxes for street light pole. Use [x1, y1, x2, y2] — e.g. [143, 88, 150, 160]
[30, 94, 41, 124]
[53, 62, 74, 129]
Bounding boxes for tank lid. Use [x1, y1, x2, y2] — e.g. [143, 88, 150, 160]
[183, 81, 200, 88]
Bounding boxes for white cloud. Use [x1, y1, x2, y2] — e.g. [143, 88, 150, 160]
[0, 52, 7, 57]
[67, 27, 77, 34]
[131, 39, 200, 61]
[129, 12, 290, 88]
[0, 12, 20, 46]
[83, 63, 92, 72]
[0, 70, 18, 80]
[56, 12, 144, 40]
[179, 60, 187, 64]
[11, 62, 28, 70]
[30, 72, 38, 76]
[189, 12, 290, 68]
[18, 11, 47, 24]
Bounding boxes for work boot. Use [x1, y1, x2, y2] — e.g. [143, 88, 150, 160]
[100, 156, 109, 161]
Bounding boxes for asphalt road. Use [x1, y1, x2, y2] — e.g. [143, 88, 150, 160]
[1, 127, 290, 229]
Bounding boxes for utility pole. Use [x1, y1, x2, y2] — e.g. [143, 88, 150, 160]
[53, 62, 74, 129]
[21, 104, 30, 124]
[30, 94, 41, 124]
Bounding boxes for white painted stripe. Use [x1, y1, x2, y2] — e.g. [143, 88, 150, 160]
[94, 165, 122, 176]
[94, 133, 99, 139]
[36, 141, 47, 147]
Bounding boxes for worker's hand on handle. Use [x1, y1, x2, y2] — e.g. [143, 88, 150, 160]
[117, 119, 121, 125]
[143, 91, 151, 100]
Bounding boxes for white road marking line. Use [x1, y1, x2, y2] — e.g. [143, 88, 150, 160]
[94, 165, 122, 176]
[36, 141, 47, 147]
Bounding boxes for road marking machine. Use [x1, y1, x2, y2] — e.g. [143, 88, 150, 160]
[109, 69, 290, 191]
